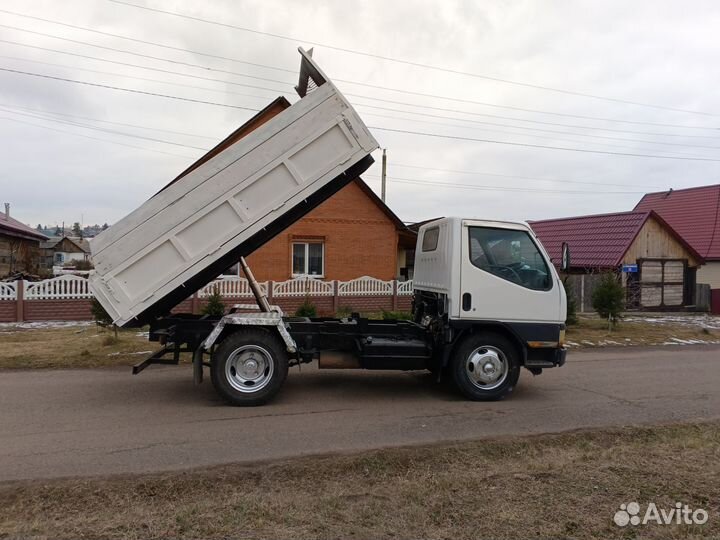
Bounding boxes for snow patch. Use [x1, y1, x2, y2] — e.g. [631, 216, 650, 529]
[0, 321, 94, 332]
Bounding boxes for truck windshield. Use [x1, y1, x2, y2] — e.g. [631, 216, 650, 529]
[468, 227, 551, 291]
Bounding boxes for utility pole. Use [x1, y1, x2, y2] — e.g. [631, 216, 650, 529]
[381, 148, 387, 202]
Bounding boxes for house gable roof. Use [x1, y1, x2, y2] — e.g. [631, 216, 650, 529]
[0, 212, 48, 242]
[159, 95, 413, 240]
[529, 210, 702, 269]
[160, 96, 292, 194]
[39, 236, 90, 253]
[634, 184, 720, 260]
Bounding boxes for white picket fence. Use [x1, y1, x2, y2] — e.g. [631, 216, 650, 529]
[199, 276, 268, 298]
[0, 281, 16, 301]
[338, 276, 393, 296]
[273, 276, 335, 297]
[24, 275, 93, 300]
[0, 275, 415, 301]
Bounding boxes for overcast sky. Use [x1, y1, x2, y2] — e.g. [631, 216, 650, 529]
[1, 0, 719, 229]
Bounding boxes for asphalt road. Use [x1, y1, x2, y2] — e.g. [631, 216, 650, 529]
[1, 345, 719, 482]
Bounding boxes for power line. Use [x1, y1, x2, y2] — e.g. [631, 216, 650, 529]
[0, 101, 216, 140]
[0, 67, 262, 111]
[369, 126, 720, 162]
[3, 64, 717, 162]
[0, 39, 291, 96]
[0, 106, 211, 150]
[107, 0, 716, 117]
[0, 98, 691, 183]
[385, 164, 666, 189]
[0, 55, 276, 120]
[366, 175, 649, 195]
[0, 115, 196, 158]
[0, 23, 295, 87]
[2, 22, 717, 133]
[4, 36, 718, 147]
[349, 96, 720, 137]
[0, 8, 296, 75]
[345, 83, 719, 130]
[4, 17, 717, 131]
[7, 50, 709, 156]
[357, 109, 720, 153]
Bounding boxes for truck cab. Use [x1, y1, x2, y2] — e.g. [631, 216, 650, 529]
[412, 217, 566, 400]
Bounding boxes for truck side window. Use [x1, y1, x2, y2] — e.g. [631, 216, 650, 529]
[468, 227, 551, 291]
[422, 227, 439, 252]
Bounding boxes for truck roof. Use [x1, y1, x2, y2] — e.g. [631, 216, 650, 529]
[418, 216, 533, 232]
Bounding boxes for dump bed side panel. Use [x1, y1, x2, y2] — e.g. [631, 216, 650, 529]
[90, 50, 378, 326]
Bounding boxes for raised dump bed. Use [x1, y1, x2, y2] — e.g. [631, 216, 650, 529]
[89, 48, 379, 327]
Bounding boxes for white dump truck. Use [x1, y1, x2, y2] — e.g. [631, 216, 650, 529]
[90, 48, 567, 405]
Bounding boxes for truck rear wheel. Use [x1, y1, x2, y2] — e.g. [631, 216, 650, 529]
[211, 329, 288, 406]
[451, 333, 520, 401]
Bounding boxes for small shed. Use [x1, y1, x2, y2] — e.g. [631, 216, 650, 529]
[634, 184, 720, 313]
[530, 210, 703, 310]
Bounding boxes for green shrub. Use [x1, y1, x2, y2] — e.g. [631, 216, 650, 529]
[202, 286, 225, 317]
[295, 299, 317, 317]
[563, 278, 578, 326]
[335, 306, 354, 318]
[381, 310, 412, 320]
[592, 272, 624, 328]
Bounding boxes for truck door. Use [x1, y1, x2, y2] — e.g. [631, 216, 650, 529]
[459, 223, 562, 322]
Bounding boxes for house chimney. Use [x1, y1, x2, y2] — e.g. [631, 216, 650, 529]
[3, 203, 8, 219]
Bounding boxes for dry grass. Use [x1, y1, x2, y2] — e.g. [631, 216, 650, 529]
[0, 422, 718, 539]
[0, 324, 161, 370]
[566, 316, 720, 348]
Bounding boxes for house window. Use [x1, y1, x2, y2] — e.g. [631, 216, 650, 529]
[292, 242, 324, 277]
[54, 253, 64, 265]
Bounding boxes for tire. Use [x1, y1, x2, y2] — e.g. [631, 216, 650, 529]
[210, 328, 289, 406]
[451, 332, 520, 401]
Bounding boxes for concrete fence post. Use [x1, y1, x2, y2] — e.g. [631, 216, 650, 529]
[392, 280, 398, 311]
[332, 280, 339, 314]
[16, 279, 24, 323]
[267, 281, 274, 304]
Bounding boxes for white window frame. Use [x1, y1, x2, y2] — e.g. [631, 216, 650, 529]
[292, 241, 325, 278]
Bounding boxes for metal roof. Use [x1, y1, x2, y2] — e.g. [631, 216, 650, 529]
[530, 211, 658, 269]
[634, 184, 720, 261]
[0, 212, 48, 242]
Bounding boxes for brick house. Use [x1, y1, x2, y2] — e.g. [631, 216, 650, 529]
[169, 96, 416, 283]
[634, 185, 720, 313]
[0, 204, 48, 277]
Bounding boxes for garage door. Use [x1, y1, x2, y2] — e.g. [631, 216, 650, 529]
[640, 259, 685, 308]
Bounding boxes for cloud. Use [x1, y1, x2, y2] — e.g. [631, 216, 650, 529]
[0, 0, 718, 229]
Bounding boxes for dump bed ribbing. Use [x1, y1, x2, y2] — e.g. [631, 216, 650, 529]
[89, 48, 379, 327]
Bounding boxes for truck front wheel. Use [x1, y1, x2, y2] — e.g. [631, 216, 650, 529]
[211, 329, 289, 406]
[451, 333, 520, 401]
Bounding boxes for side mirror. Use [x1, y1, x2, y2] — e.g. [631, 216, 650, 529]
[560, 242, 570, 272]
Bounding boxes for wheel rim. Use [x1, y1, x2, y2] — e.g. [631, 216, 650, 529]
[225, 345, 274, 393]
[465, 345, 509, 391]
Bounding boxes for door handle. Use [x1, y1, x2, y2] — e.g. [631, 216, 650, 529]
[462, 292, 472, 311]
